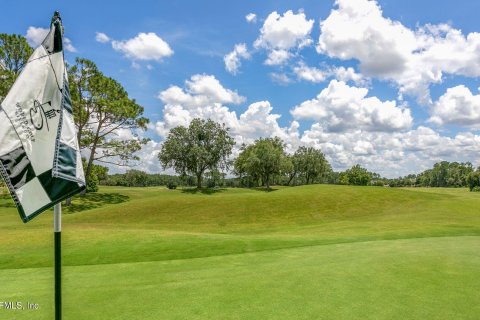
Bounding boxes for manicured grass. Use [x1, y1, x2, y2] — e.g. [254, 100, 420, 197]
[0, 185, 479, 319]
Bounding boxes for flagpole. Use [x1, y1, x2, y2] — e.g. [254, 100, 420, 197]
[54, 203, 62, 320]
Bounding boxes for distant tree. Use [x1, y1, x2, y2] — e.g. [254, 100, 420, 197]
[68, 58, 149, 187]
[467, 170, 480, 191]
[234, 137, 285, 189]
[0, 34, 33, 100]
[344, 164, 371, 186]
[124, 170, 149, 187]
[158, 118, 235, 189]
[293, 147, 331, 184]
[282, 155, 296, 185]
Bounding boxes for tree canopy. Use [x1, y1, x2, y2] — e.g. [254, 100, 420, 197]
[158, 118, 235, 188]
[0, 34, 33, 100]
[234, 137, 286, 189]
[68, 58, 149, 188]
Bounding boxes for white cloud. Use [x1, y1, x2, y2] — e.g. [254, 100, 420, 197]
[317, 0, 480, 104]
[293, 62, 328, 83]
[155, 74, 299, 151]
[224, 43, 250, 75]
[269, 72, 293, 85]
[64, 38, 77, 52]
[291, 80, 412, 132]
[26, 27, 48, 47]
[254, 10, 314, 65]
[95, 32, 110, 43]
[429, 85, 480, 127]
[265, 49, 292, 65]
[300, 124, 480, 177]
[246, 13, 257, 24]
[150, 75, 480, 177]
[332, 66, 367, 86]
[26, 26, 76, 52]
[293, 63, 367, 85]
[112, 32, 173, 61]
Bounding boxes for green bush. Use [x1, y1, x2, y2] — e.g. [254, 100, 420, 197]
[166, 181, 177, 190]
[471, 186, 480, 192]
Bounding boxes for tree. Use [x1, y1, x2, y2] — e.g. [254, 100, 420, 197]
[0, 34, 33, 100]
[81, 160, 108, 193]
[124, 170, 149, 187]
[344, 164, 371, 186]
[234, 137, 285, 189]
[292, 146, 331, 185]
[467, 170, 480, 191]
[68, 58, 149, 188]
[158, 118, 235, 189]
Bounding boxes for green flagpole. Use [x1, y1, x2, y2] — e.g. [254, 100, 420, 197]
[54, 203, 62, 320]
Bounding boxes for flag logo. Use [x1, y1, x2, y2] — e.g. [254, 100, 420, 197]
[0, 16, 85, 222]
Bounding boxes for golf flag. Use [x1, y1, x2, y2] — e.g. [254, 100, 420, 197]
[0, 14, 85, 222]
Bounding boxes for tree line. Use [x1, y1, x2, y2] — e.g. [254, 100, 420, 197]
[384, 161, 480, 191]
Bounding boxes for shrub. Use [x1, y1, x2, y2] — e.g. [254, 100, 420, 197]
[167, 181, 177, 190]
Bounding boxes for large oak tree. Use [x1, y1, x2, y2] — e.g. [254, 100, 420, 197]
[159, 118, 235, 189]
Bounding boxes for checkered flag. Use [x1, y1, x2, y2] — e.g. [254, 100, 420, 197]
[0, 15, 85, 222]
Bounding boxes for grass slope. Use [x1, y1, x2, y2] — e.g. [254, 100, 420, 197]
[0, 185, 479, 319]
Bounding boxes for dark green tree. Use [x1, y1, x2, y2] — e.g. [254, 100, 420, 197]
[292, 146, 331, 185]
[467, 170, 480, 191]
[158, 118, 235, 189]
[234, 137, 285, 189]
[0, 34, 33, 100]
[124, 170, 149, 187]
[344, 164, 371, 186]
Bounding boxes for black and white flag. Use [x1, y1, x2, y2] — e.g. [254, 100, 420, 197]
[0, 14, 85, 222]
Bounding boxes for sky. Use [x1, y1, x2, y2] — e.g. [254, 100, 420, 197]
[2, 0, 480, 178]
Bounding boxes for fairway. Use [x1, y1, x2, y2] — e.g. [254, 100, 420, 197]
[0, 185, 479, 319]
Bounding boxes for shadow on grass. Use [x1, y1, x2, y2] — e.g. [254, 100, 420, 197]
[0, 193, 15, 208]
[252, 187, 279, 192]
[64, 192, 130, 213]
[181, 187, 226, 195]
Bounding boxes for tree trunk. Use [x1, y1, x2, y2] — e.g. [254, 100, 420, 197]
[265, 175, 270, 190]
[287, 171, 296, 186]
[196, 173, 203, 189]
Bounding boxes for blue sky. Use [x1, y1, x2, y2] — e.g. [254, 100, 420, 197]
[2, 0, 480, 177]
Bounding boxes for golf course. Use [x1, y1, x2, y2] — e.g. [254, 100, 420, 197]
[0, 185, 479, 319]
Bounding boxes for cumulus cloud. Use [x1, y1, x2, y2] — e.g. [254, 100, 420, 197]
[429, 85, 480, 127]
[224, 43, 250, 75]
[150, 75, 480, 178]
[95, 32, 110, 43]
[300, 124, 480, 177]
[293, 62, 327, 83]
[332, 66, 367, 86]
[317, 0, 480, 104]
[246, 13, 257, 24]
[291, 80, 412, 132]
[293, 62, 367, 86]
[269, 72, 293, 85]
[26, 27, 48, 47]
[254, 10, 314, 65]
[112, 32, 173, 61]
[155, 74, 299, 151]
[26, 26, 76, 52]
